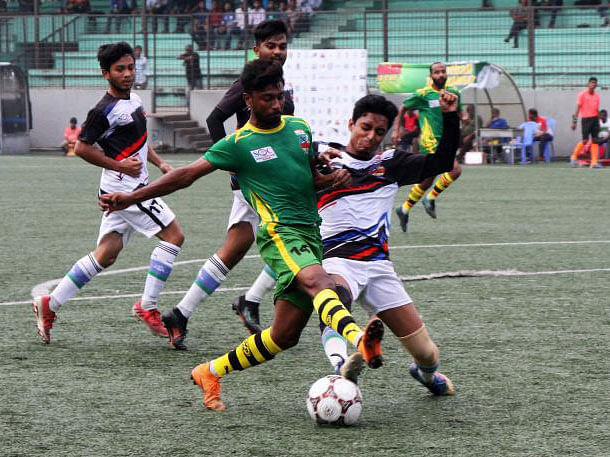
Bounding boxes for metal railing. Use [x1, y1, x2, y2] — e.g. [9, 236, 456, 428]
[6, 6, 610, 105]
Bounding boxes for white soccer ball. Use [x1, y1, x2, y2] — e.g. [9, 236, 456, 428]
[306, 375, 362, 426]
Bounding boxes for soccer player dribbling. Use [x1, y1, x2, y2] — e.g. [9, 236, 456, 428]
[99, 59, 384, 412]
[32, 42, 185, 343]
[160, 19, 293, 350]
[393, 62, 462, 232]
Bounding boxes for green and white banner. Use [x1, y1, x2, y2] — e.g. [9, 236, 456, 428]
[377, 61, 501, 93]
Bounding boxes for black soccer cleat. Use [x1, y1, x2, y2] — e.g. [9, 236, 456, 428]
[231, 295, 262, 335]
[395, 207, 409, 233]
[162, 307, 188, 351]
[422, 198, 437, 219]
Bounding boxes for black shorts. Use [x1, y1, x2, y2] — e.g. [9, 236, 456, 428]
[581, 117, 600, 141]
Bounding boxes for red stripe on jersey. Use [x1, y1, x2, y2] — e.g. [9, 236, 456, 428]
[351, 246, 379, 260]
[318, 182, 382, 209]
[115, 131, 147, 161]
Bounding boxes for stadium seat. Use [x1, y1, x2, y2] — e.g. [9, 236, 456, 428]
[515, 121, 538, 164]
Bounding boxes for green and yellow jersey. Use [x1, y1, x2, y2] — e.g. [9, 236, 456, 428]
[204, 115, 320, 227]
[403, 85, 461, 154]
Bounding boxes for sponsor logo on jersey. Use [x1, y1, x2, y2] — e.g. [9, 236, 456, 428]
[294, 130, 310, 154]
[250, 146, 278, 163]
[428, 99, 440, 108]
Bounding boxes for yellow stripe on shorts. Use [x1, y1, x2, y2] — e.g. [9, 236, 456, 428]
[267, 222, 301, 275]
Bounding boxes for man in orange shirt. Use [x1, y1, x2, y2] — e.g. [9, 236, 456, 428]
[391, 108, 420, 152]
[571, 77, 602, 168]
[61, 117, 81, 156]
[528, 108, 553, 162]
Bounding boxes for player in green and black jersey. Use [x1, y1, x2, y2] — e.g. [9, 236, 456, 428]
[99, 59, 385, 412]
[393, 62, 463, 232]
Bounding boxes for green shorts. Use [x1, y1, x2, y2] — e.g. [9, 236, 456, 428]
[256, 222, 322, 314]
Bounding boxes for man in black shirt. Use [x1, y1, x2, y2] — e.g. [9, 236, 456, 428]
[161, 20, 294, 350]
[178, 45, 203, 90]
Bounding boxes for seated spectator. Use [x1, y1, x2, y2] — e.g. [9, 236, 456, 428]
[541, 0, 562, 28]
[486, 107, 509, 129]
[217, 1, 241, 49]
[298, 0, 314, 32]
[208, 0, 224, 49]
[276, 1, 289, 26]
[249, 0, 267, 28]
[574, 0, 610, 26]
[65, 0, 90, 13]
[391, 108, 419, 153]
[134, 45, 148, 89]
[504, 0, 528, 48]
[528, 108, 553, 161]
[106, 0, 131, 33]
[265, 0, 280, 20]
[286, 0, 300, 33]
[191, 1, 210, 49]
[61, 117, 81, 157]
[172, 0, 191, 33]
[148, 0, 170, 33]
[235, 0, 249, 49]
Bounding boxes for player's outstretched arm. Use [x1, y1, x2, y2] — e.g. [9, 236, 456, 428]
[74, 140, 142, 177]
[99, 158, 216, 213]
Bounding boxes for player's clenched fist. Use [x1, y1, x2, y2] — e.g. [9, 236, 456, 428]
[99, 192, 133, 214]
[439, 90, 458, 112]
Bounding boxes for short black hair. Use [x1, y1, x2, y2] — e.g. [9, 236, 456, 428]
[134, 45, 142, 50]
[70, 117, 77, 123]
[528, 108, 538, 117]
[589, 76, 598, 83]
[601, 109, 607, 114]
[351, 94, 398, 128]
[97, 42, 134, 71]
[240, 59, 284, 93]
[254, 19, 288, 44]
[429, 61, 445, 73]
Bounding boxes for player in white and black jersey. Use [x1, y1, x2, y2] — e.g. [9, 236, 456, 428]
[160, 20, 294, 350]
[32, 42, 185, 344]
[313, 93, 459, 395]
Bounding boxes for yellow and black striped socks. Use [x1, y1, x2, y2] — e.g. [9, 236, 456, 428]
[428, 172, 455, 200]
[401, 184, 425, 213]
[313, 289, 362, 347]
[211, 327, 282, 377]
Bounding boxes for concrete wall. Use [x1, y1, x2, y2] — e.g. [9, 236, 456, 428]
[30, 89, 152, 149]
[28, 88, 609, 157]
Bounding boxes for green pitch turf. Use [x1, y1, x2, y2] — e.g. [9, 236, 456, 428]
[1, 154, 609, 456]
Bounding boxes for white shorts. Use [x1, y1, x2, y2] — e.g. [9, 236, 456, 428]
[227, 190, 259, 236]
[322, 257, 412, 316]
[97, 196, 176, 246]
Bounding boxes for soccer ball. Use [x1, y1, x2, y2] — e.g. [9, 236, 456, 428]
[306, 375, 362, 426]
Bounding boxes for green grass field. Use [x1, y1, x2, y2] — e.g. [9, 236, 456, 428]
[1, 154, 609, 457]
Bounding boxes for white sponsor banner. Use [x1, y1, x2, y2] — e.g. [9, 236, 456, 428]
[283, 49, 368, 144]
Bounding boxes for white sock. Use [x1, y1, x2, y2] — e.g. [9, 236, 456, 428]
[141, 241, 181, 310]
[321, 326, 348, 370]
[176, 254, 229, 319]
[50, 252, 103, 312]
[244, 264, 277, 303]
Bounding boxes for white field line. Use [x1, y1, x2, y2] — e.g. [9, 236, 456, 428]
[2, 266, 608, 307]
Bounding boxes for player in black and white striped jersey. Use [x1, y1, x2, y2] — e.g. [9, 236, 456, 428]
[32, 42, 185, 344]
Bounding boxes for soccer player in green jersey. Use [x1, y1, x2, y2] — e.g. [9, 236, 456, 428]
[392, 62, 463, 232]
[99, 59, 384, 412]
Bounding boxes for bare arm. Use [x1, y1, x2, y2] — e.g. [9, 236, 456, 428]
[147, 144, 172, 174]
[391, 107, 406, 145]
[74, 140, 142, 177]
[99, 158, 216, 212]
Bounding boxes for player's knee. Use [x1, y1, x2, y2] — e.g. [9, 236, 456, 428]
[98, 253, 118, 268]
[273, 328, 301, 349]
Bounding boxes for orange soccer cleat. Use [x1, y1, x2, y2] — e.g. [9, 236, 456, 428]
[358, 318, 384, 369]
[191, 362, 226, 412]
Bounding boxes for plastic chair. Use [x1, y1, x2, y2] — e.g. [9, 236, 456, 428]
[535, 118, 556, 163]
[515, 121, 537, 164]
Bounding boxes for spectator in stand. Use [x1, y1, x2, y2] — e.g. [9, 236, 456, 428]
[574, 0, 610, 26]
[542, 0, 563, 28]
[148, 0, 170, 33]
[133, 45, 148, 89]
[266, 0, 280, 19]
[504, 0, 528, 48]
[208, 0, 224, 49]
[249, 0, 267, 28]
[571, 76, 602, 168]
[172, 0, 191, 33]
[286, 0, 300, 33]
[235, 1, 249, 49]
[217, 1, 241, 49]
[528, 108, 553, 161]
[298, 0, 313, 31]
[178, 45, 203, 90]
[61, 117, 81, 157]
[107, 0, 131, 33]
[65, 0, 90, 13]
[191, 1, 210, 50]
[391, 108, 420, 153]
[307, 0, 322, 9]
[276, 1, 289, 26]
